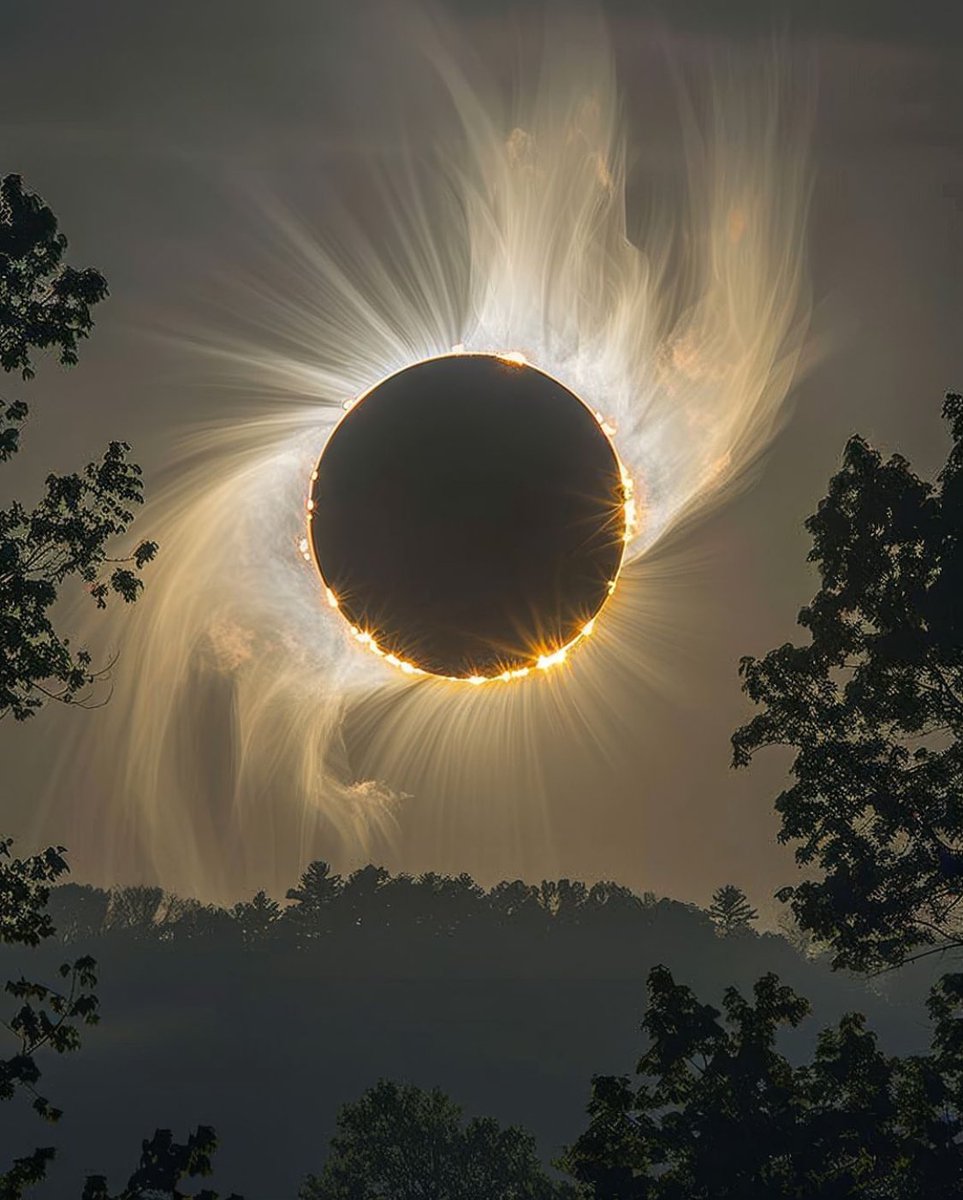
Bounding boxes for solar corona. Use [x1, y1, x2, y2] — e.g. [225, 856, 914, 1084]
[63, 12, 814, 900]
[308, 353, 631, 683]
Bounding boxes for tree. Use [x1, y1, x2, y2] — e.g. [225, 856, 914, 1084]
[105, 885, 165, 934]
[0, 839, 99, 1197]
[0, 840, 243, 1199]
[563, 964, 963, 1199]
[487, 879, 544, 928]
[47, 883, 110, 943]
[0, 173, 156, 721]
[706, 885, 758, 936]
[284, 860, 344, 943]
[230, 889, 282, 946]
[565, 397, 963, 1195]
[732, 394, 963, 971]
[0, 174, 107, 377]
[337, 865, 392, 931]
[81, 1126, 242, 1200]
[299, 1080, 576, 1200]
[0, 176, 239, 1199]
[0, 173, 158, 1193]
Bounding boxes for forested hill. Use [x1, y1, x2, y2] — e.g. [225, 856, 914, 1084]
[2, 866, 942, 1196]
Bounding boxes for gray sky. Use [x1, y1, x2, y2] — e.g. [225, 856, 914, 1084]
[1, 0, 961, 916]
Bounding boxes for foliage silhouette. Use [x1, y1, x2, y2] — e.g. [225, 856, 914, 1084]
[22, 861, 943, 1194]
[0, 171, 154, 1193]
[568, 399, 963, 1193]
[563, 964, 963, 1198]
[299, 1080, 577, 1200]
[1, 841, 243, 1200]
[0, 840, 99, 1198]
[81, 1126, 242, 1200]
[229, 891, 281, 948]
[0, 173, 156, 721]
[733, 395, 963, 971]
[0, 176, 240, 1199]
[0, 174, 106, 378]
[706, 885, 758, 936]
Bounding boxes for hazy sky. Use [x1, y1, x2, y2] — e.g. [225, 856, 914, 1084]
[1, 0, 961, 916]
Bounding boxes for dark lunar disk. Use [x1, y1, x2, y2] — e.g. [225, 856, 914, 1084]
[309, 353, 626, 679]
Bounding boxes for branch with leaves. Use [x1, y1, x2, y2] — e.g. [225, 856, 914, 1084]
[0, 400, 157, 719]
[733, 394, 963, 971]
[0, 839, 98, 1197]
[0, 174, 108, 379]
[0, 173, 157, 721]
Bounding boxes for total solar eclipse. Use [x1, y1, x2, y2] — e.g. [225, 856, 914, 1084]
[308, 353, 629, 681]
[77, 18, 812, 898]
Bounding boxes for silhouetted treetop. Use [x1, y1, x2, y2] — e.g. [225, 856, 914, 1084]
[299, 1080, 575, 1200]
[733, 395, 963, 971]
[230, 890, 281, 947]
[0, 174, 108, 379]
[563, 963, 963, 1197]
[81, 1126, 242, 1200]
[707, 885, 758, 936]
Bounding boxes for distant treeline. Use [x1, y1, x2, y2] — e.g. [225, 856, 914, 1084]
[48, 865, 671, 943]
[44, 864, 766, 957]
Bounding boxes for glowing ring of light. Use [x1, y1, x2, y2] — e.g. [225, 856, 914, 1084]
[305, 351, 636, 684]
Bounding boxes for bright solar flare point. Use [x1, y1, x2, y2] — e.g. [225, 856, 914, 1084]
[308, 353, 629, 682]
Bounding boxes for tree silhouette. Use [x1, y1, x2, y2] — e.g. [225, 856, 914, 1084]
[285, 860, 344, 943]
[105, 885, 165, 934]
[568, 396, 963, 1195]
[0, 839, 99, 1196]
[733, 394, 963, 971]
[0, 174, 107, 377]
[299, 1080, 576, 1200]
[230, 890, 282, 947]
[0, 171, 134, 1193]
[0, 839, 243, 1198]
[32, 855, 963, 1194]
[0, 176, 240, 1199]
[47, 884, 110, 943]
[0, 173, 156, 721]
[563, 964, 963, 1198]
[706, 885, 758, 936]
[81, 1127, 242, 1200]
